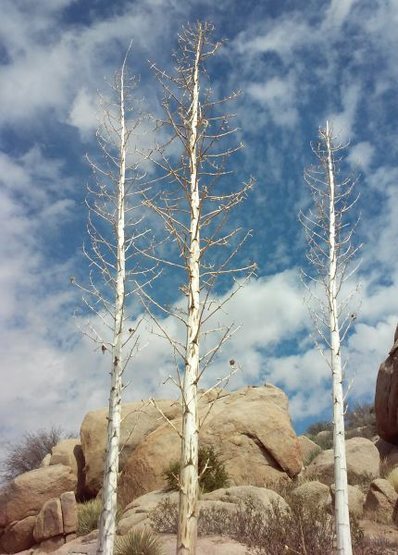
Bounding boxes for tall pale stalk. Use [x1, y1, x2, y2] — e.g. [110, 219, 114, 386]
[325, 121, 352, 555]
[96, 59, 128, 555]
[176, 26, 202, 555]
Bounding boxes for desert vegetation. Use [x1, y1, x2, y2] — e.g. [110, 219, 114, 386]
[0, 427, 72, 483]
[163, 446, 229, 494]
[115, 528, 164, 555]
[150, 492, 367, 554]
[305, 402, 377, 450]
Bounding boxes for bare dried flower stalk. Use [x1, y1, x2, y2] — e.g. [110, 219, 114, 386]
[300, 121, 361, 555]
[143, 22, 255, 555]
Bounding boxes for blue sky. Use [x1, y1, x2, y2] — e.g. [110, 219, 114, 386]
[0, 0, 397, 449]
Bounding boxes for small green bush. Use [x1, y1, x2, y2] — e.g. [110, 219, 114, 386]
[77, 498, 102, 536]
[163, 446, 229, 493]
[115, 528, 164, 555]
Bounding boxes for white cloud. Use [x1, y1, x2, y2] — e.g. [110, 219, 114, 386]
[247, 75, 299, 127]
[327, 83, 361, 141]
[347, 141, 375, 170]
[68, 88, 98, 139]
[322, 0, 360, 30]
[238, 17, 310, 58]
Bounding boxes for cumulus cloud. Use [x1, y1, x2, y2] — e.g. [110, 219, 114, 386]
[68, 88, 98, 139]
[347, 141, 375, 170]
[247, 75, 299, 127]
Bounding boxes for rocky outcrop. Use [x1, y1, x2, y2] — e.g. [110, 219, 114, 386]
[117, 485, 288, 537]
[375, 323, 398, 444]
[305, 437, 380, 486]
[291, 480, 331, 510]
[297, 435, 321, 466]
[50, 439, 85, 500]
[33, 498, 64, 542]
[0, 469, 77, 554]
[0, 516, 36, 553]
[0, 465, 76, 529]
[331, 484, 365, 519]
[364, 478, 398, 524]
[80, 399, 180, 495]
[119, 386, 302, 503]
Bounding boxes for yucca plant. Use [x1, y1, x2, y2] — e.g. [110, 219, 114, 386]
[115, 528, 164, 555]
[77, 498, 102, 536]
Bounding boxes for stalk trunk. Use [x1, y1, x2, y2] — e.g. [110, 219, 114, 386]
[326, 121, 353, 555]
[97, 66, 127, 555]
[176, 24, 203, 555]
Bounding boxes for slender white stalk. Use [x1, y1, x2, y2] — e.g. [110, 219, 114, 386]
[96, 56, 128, 555]
[325, 121, 352, 555]
[141, 22, 255, 555]
[300, 121, 360, 555]
[176, 25, 202, 555]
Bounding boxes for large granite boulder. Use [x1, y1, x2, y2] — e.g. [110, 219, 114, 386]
[0, 465, 76, 529]
[80, 399, 180, 496]
[119, 385, 302, 503]
[291, 481, 331, 510]
[0, 516, 36, 553]
[305, 437, 380, 486]
[50, 439, 86, 499]
[375, 323, 398, 444]
[0, 490, 77, 554]
[364, 478, 398, 524]
[297, 435, 322, 466]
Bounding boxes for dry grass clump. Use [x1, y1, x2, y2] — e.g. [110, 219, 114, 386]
[115, 528, 164, 555]
[77, 498, 102, 536]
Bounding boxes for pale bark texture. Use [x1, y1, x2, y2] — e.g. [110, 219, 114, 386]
[142, 22, 255, 555]
[74, 49, 151, 555]
[177, 26, 202, 554]
[300, 122, 360, 555]
[96, 62, 127, 555]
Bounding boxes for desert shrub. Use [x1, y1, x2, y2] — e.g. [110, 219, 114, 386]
[163, 446, 229, 493]
[0, 427, 72, 482]
[345, 402, 376, 433]
[313, 431, 334, 451]
[115, 528, 164, 555]
[354, 536, 398, 554]
[150, 497, 178, 533]
[305, 420, 333, 436]
[150, 493, 364, 554]
[77, 498, 102, 536]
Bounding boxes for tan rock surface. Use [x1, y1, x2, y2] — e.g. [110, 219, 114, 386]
[291, 480, 331, 510]
[330, 484, 365, 518]
[202, 485, 288, 513]
[33, 498, 63, 542]
[59, 492, 77, 534]
[305, 437, 380, 485]
[0, 516, 36, 553]
[120, 386, 301, 503]
[364, 478, 398, 523]
[375, 323, 398, 444]
[297, 435, 321, 466]
[80, 399, 180, 495]
[50, 440, 85, 499]
[0, 465, 76, 528]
